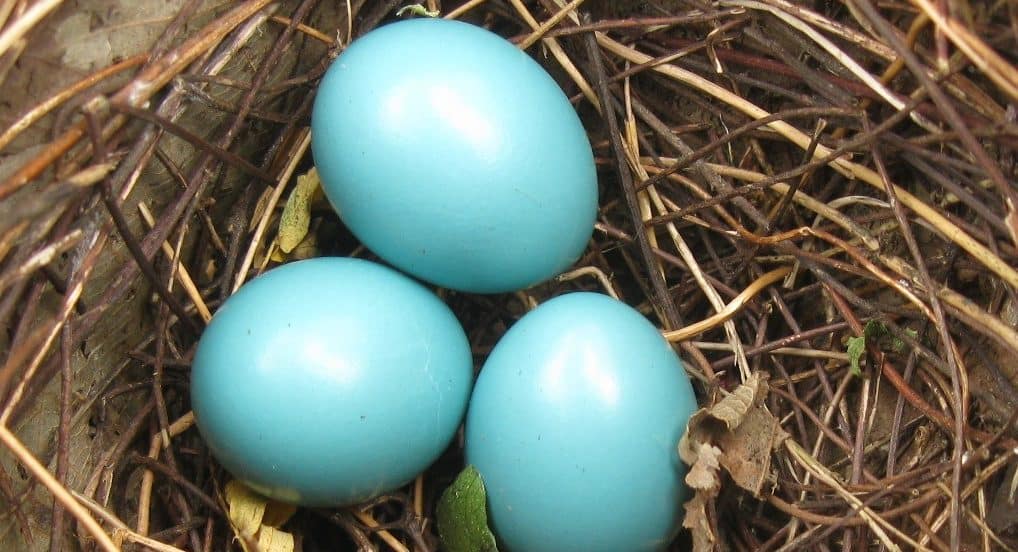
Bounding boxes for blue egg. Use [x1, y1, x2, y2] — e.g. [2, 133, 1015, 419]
[465, 293, 697, 551]
[311, 18, 597, 293]
[191, 258, 473, 506]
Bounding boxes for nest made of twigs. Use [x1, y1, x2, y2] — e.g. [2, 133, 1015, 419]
[1, 0, 1017, 551]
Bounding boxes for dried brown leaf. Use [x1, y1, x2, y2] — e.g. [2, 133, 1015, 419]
[677, 424, 703, 467]
[717, 399, 787, 497]
[685, 442, 723, 491]
[682, 491, 716, 552]
[706, 372, 761, 430]
[679, 372, 787, 499]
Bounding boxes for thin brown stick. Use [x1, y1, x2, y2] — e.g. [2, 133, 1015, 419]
[585, 30, 681, 328]
[518, 0, 585, 50]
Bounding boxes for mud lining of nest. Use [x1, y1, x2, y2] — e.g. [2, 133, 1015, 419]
[0, 0, 1017, 550]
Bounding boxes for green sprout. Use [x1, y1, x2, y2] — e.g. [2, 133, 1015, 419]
[396, 4, 440, 17]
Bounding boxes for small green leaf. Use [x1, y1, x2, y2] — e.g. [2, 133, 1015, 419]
[396, 4, 440, 17]
[863, 319, 916, 353]
[437, 466, 498, 552]
[863, 319, 887, 341]
[846, 335, 866, 377]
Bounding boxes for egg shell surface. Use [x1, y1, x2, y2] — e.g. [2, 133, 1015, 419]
[311, 18, 598, 293]
[465, 292, 697, 551]
[190, 257, 473, 506]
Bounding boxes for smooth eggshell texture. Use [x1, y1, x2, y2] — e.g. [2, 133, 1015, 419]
[191, 258, 473, 506]
[465, 292, 697, 551]
[311, 18, 597, 293]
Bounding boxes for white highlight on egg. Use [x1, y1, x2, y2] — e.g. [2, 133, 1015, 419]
[583, 351, 620, 408]
[300, 340, 362, 388]
[427, 84, 499, 162]
[382, 86, 413, 128]
[538, 333, 620, 408]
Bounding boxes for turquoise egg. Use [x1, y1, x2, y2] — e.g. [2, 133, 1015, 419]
[311, 18, 597, 293]
[190, 258, 473, 506]
[465, 293, 697, 551]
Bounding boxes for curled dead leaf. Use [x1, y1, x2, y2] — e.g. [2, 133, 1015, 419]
[223, 480, 297, 552]
[684, 442, 722, 491]
[257, 526, 296, 552]
[679, 372, 790, 551]
[707, 373, 761, 430]
[680, 372, 786, 497]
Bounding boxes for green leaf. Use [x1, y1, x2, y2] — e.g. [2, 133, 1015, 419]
[847, 321, 917, 376]
[396, 4, 440, 17]
[863, 319, 887, 341]
[863, 319, 916, 353]
[846, 335, 866, 377]
[437, 466, 498, 552]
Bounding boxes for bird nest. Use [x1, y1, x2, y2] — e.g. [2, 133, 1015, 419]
[0, 0, 1016, 550]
